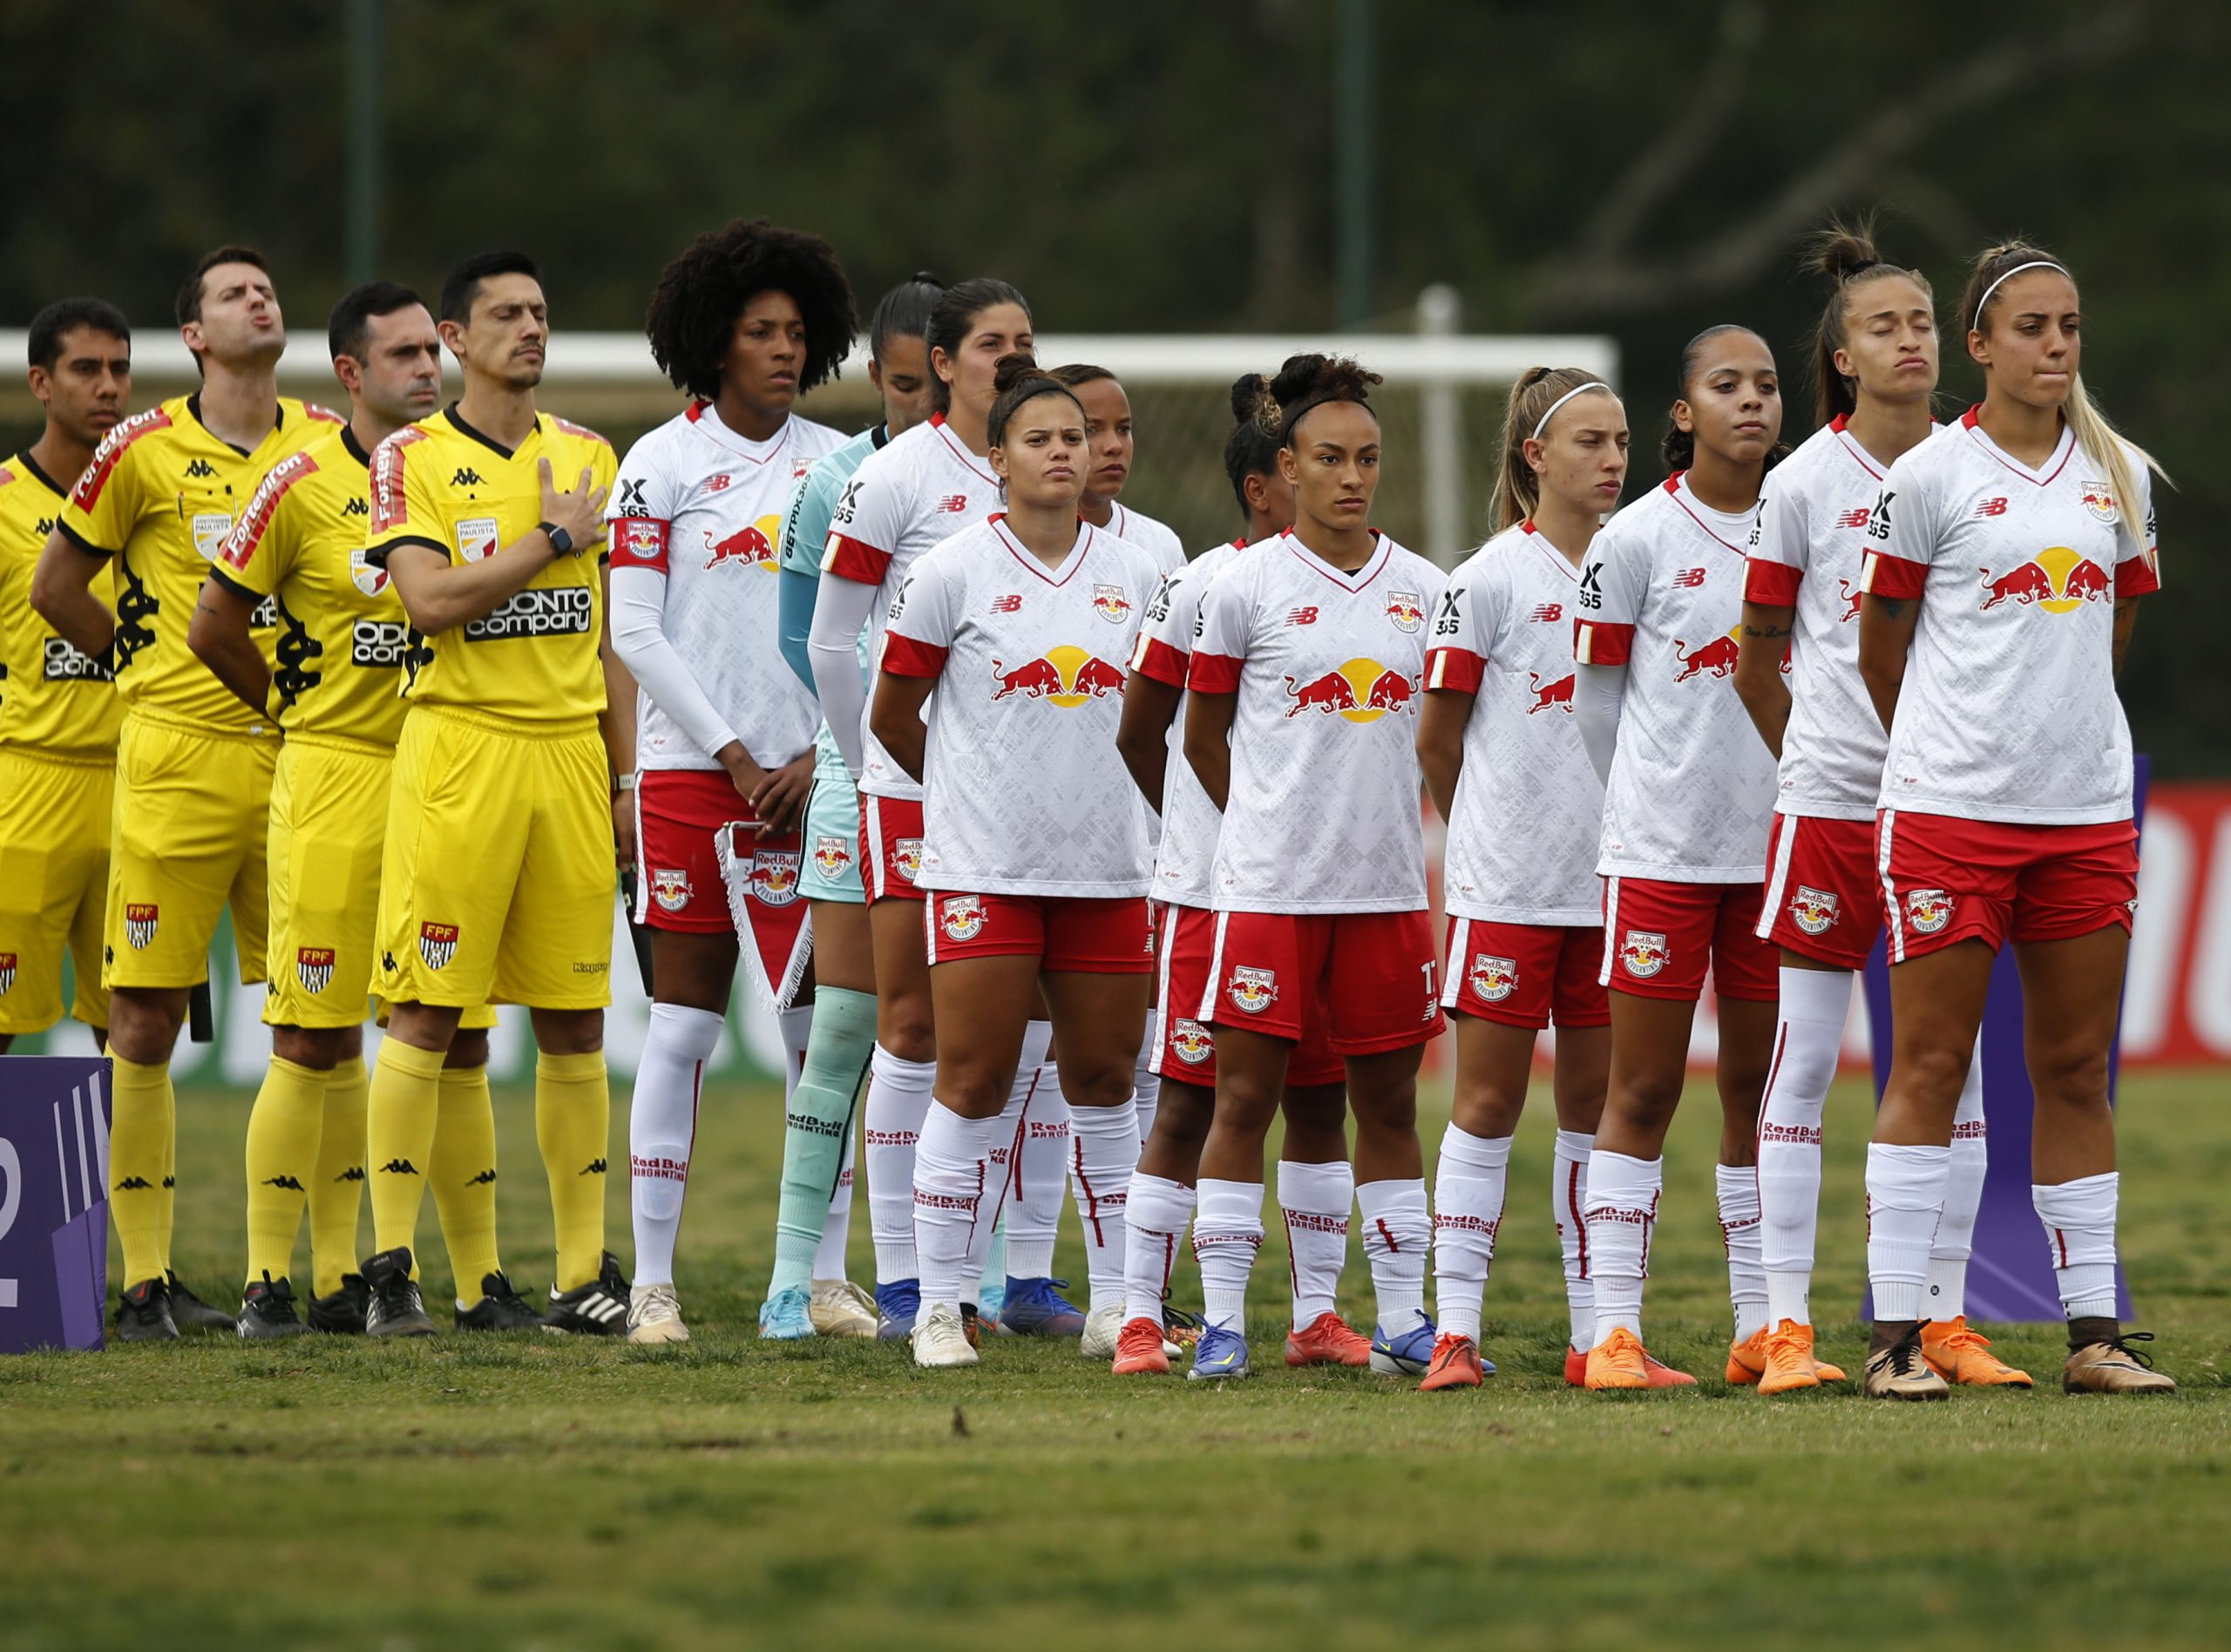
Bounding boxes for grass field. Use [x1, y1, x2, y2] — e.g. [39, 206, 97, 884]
[3, 1068, 2228, 1650]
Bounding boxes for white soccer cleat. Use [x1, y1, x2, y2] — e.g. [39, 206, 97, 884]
[1081, 1301, 1125, 1360]
[810, 1278, 878, 1339]
[626, 1283, 689, 1344]
[912, 1301, 979, 1368]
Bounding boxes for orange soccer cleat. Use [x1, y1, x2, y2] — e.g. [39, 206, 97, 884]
[1110, 1316, 1171, 1375]
[1567, 1338, 1694, 1388]
[1738, 1320, 1847, 1391]
[1584, 1327, 1651, 1390]
[1921, 1317, 2033, 1388]
[1284, 1310, 1373, 1368]
[1418, 1333, 1484, 1391]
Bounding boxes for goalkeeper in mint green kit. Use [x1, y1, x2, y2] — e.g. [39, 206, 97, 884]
[764, 274, 946, 1337]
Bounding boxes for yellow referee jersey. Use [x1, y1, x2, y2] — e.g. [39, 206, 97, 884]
[58, 393, 341, 734]
[0, 451, 119, 755]
[364, 403, 615, 723]
[213, 423, 410, 747]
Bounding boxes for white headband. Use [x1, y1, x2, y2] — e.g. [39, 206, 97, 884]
[1530, 381, 1611, 442]
[1971, 260, 2069, 328]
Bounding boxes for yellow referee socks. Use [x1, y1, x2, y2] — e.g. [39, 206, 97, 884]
[308, 1055, 370, 1297]
[431, 1062, 502, 1303]
[108, 1054, 174, 1290]
[535, 1050, 610, 1291]
[365, 1039, 445, 1261]
[243, 1056, 329, 1290]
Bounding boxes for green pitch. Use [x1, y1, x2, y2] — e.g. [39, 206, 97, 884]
[3, 1070, 2227, 1649]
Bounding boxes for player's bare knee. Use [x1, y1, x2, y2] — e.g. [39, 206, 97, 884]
[2028, 1038, 2110, 1113]
[530, 1006, 603, 1056]
[879, 1002, 935, 1062]
[444, 1028, 490, 1070]
[271, 1024, 342, 1070]
[107, 987, 184, 1064]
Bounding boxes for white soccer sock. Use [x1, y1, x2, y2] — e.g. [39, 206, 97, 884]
[964, 1022, 1050, 1292]
[1069, 1098, 1139, 1313]
[1431, 1125, 1511, 1342]
[1552, 1130, 1596, 1352]
[1925, 1052, 1988, 1321]
[814, 1127, 855, 1280]
[627, 1002, 723, 1288]
[1716, 1164, 1767, 1341]
[1357, 1178, 1429, 1330]
[1759, 965, 1848, 1328]
[1277, 1159, 1353, 1329]
[1866, 1142, 1950, 1322]
[1132, 1008, 1163, 1148]
[1009, 1044, 1068, 1278]
[1585, 1150, 1662, 1344]
[1122, 1172, 1195, 1323]
[865, 1045, 935, 1283]
[2032, 1171, 2119, 1321]
[912, 1102, 1006, 1317]
[1192, 1177, 1265, 1333]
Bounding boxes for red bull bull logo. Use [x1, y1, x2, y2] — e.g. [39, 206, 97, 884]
[939, 895, 985, 941]
[705, 514, 782, 572]
[1620, 930, 1668, 978]
[1789, 884, 1840, 936]
[1227, 965, 1278, 1014]
[1527, 672, 1575, 714]
[1903, 888, 1953, 935]
[1837, 578, 1862, 624]
[991, 646, 1125, 706]
[1468, 954, 1517, 1002]
[650, 867, 692, 913]
[1386, 591, 1425, 632]
[748, 850, 802, 908]
[1673, 628, 1742, 682]
[813, 836, 851, 877]
[125, 903, 159, 951]
[1168, 1019, 1213, 1065]
[1284, 658, 1416, 722]
[418, 921, 459, 971]
[1091, 583, 1133, 624]
[296, 946, 336, 994]
[1978, 547, 2112, 614]
[894, 838, 925, 881]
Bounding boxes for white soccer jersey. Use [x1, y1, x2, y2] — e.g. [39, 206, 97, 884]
[1109, 503, 1186, 575]
[879, 515, 1160, 897]
[1190, 530, 1444, 914]
[1575, 474, 1779, 882]
[607, 403, 843, 770]
[822, 415, 1005, 801]
[1425, 522, 1604, 924]
[1129, 536, 1252, 908]
[1861, 407, 2160, 825]
[1745, 416, 1942, 818]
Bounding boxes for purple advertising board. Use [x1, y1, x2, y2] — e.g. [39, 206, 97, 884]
[0, 1056, 112, 1354]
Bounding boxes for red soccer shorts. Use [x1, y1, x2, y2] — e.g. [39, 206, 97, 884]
[1758, 812, 1882, 971]
[1441, 916, 1611, 1030]
[1876, 809, 2138, 963]
[1151, 903, 1343, 1086]
[858, 794, 926, 904]
[1599, 876, 1777, 1003]
[922, 890, 1154, 973]
[634, 768, 810, 1003]
[1199, 908, 1443, 1056]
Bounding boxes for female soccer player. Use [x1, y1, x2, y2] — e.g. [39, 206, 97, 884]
[809, 281, 1055, 1339]
[1856, 243, 2173, 1397]
[1052, 363, 1186, 576]
[1570, 326, 1785, 1391]
[607, 219, 856, 1344]
[1110, 371, 1366, 1378]
[1414, 367, 1628, 1391]
[1183, 355, 1448, 1382]
[1734, 227, 2024, 1394]
[869, 355, 1163, 1366]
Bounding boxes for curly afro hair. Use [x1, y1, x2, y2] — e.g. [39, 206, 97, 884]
[1271, 352, 1382, 448]
[644, 219, 858, 402]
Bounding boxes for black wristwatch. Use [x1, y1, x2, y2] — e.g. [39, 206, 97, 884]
[540, 520, 574, 557]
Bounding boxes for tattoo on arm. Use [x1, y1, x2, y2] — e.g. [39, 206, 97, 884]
[1873, 598, 1907, 621]
[1741, 622, 1790, 640]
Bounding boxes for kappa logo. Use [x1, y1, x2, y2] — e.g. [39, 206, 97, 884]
[115, 1175, 155, 1191]
[893, 838, 925, 882]
[1227, 965, 1278, 1014]
[0, 951, 13, 995]
[580, 1158, 608, 1175]
[335, 1166, 366, 1182]
[296, 946, 336, 993]
[940, 895, 986, 941]
[125, 903, 159, 950]
[466, 1168, 498, 1185]
[343, 496, 369, 518]
[650, 867, 692, 912]
[1789, 885, 1840, 936]
[1620, 930, 1669, 978]
[451, 467, 485, 488]
[261, 1175, 305, 1192]
[1468, 954, 1518, 1002]
[1092, 583, 1133, 623]
[377, 1159, 418, 1175]
[746, 849, 802, 908]
[1904, 888, 1953, 934]
[812, 835, 851, 877]
[184, 457, 217, 479]
[418, 921, 459, 970]
[1168, 1019, 1214, 1065]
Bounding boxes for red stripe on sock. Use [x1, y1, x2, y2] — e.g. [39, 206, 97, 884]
[1376, 1215, 1399, 1255]
[1570, 1159, 1589, 1281]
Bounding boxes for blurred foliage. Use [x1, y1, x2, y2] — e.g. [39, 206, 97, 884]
[1, 0, 2221, 770]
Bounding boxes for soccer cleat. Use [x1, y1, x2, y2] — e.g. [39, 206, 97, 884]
[1081, 1301, 1125, 1359]
[960, 1303, 982, 1349]
[457, 1271, 542, 1331]
[1369, 1309, 1438, 1376]
[236, 1274, 309, 1338]
[1862, 1327, 1951, 1400]
[1585, 1326, 1652, 1390]
[542, 1250, 630, 1337]
[114, 1277, 180, 1343]
[759, 1283, 816, 1341]
[1758, 1320, 1823, 1395]
[2063, 1333, 2176, 1395]
[627, 1283, 689, 1344]
[911, 1301, 979, 1368]
[166, 1270, 237, 1333]
[1419, 1332, 1486, 1391]
[1187, 1324, 1252, 1380]
[1161, 1302, 1204, 1351]
[1112, 1316, 1172, 1375]
[1921, 1317, 2032, 1387]
[977, 1276, 1006, 1331]
[997, 1276, 1086, 1337]
[307, 1273, 370, 1335]
[1564, 1342, 1693, 1388]
[810, 1278, 878, 1339]
[874, 1278, 920, 1340]
[1284, 1310, 1373, 1368]
[362, 1247, 435, 1338]
[1726, 1326, 1769, 1385]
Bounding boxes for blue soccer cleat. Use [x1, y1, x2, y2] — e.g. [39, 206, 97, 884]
[1187, 1324, 1252, 1381]
[1370, 1309, 1439, 1376]
[758, 1283, 814, 1341]
[874, 1278, 920, 1340]
[997, 1276, 1085, 1337]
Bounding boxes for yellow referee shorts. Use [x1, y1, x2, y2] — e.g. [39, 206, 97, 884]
[0, 748, 113, 1033]
[105, 709, 275, 992]
[374, 706, 615, 1012]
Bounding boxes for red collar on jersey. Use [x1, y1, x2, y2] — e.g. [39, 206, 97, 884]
[1659, 470, 1750, 555]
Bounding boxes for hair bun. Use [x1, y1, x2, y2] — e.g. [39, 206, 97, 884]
[910, 269, 943, 287]
[1807, 217, 1883, 285]
[1228, 371, 1279, 430]
[990, 350, 1042, 396]
[1269, 352, 1381, 410]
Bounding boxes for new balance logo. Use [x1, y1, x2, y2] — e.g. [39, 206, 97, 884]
[1286, 606, 1319, 626]
[990, 593, 1022, 613]
[1973, 497, 2009, 518]
[335, 1166, 366, 1182]
[451, 467, 485, 487]
[1529, 602, 1563, 623]
[377, 1158, 419, 1175]
[115, 1175, 154, 1191]
[580, 1158, 607, 1175]
[1836, 507, 1871, 529]
[1672, 567, 1706, 588]
[261, 1175, 306, 1191]
[184, 457, 217, 478]
[466, 1168, 498, 1185]
[935, 493, 967, 513]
